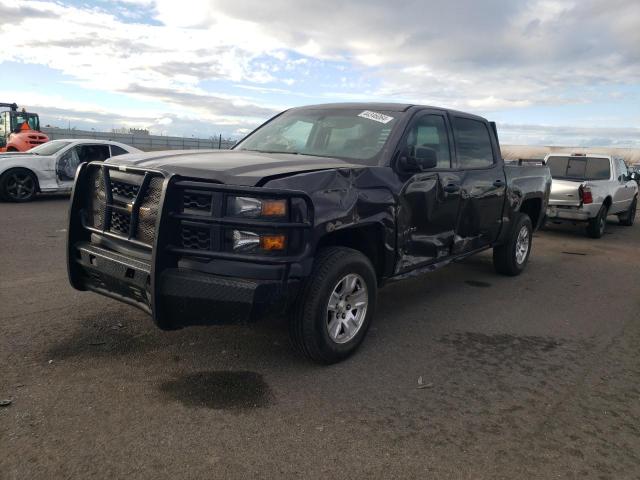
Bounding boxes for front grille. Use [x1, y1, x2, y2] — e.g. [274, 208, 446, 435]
[111, 181, 140, 200]
[110, 210, 130, 235]
[181, 226, 211, 250]
[83, 165, 163, 246]
[183, 191, 212, 214]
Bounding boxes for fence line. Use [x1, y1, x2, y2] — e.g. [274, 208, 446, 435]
[42, 128, 236, 152]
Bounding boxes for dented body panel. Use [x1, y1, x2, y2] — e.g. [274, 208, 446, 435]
[67, 103, 551, 329]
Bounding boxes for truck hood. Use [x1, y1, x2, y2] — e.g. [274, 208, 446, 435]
[105, 149, 363, 186]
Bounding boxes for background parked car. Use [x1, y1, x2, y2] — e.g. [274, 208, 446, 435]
[0, 139, 140, 202]
[628, 164, 640, 186]
[544, 153, 638, 237]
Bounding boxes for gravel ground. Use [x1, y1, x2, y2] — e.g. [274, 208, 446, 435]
[1, 196, 639, 479]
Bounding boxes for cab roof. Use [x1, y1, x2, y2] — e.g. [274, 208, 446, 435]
[291, 102, 489, 121]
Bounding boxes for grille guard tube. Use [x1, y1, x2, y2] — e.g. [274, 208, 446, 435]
[68, 162, 172, 327]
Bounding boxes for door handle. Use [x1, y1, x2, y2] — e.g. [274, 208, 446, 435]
[493, 179, 505, 187]
[443, 183, 460, 193]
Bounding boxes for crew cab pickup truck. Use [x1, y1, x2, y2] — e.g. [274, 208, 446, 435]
[545, 153, 638, 238]
[67, 103, 551, 363]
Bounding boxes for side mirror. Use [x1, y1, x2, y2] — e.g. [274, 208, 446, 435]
[397, 146, 438, 173]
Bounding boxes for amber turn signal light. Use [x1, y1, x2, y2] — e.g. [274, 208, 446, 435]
[261, 199, 287, 217]
[260, 234, 286, 251]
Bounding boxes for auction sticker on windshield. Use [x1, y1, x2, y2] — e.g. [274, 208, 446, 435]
[358, 110, 394, 124]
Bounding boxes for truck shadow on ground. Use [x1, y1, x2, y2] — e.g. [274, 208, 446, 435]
[46, 309, 160, 360]
[541, 217, 625, 239]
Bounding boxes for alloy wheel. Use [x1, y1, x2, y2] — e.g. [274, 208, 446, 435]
[326, 273, 368, 344]
[515, 225, 530, 265]
[6, 172, 35, 201]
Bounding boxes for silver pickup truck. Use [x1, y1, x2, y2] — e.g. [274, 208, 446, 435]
[545, 153, 638, 238]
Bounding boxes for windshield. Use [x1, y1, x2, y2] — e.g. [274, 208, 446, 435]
[30, 140, 71, 156]
[547, 156, 611, 181]
[235, 108, 399, 164]
[12, 113, 40, 132]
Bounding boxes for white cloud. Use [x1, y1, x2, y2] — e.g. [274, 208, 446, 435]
[1, 0, 639, 144]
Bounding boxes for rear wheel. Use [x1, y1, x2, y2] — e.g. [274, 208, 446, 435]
[0, 168, 38, 202]
[586, 204, 609, 238]
[493, 213, 533, 276]
[289, 247, 377, 364]
[618, 197, 637, 227]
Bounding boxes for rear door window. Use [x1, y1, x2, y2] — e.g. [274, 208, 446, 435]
[452, 117, 494, 168]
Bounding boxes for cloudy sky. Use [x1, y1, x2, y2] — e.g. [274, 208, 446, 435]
[1, 0, 639, 146]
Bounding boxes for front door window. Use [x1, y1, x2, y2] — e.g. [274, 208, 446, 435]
[57, 147, 82, 181]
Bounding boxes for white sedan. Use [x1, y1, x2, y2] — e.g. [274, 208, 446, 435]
[0, 139, 140, 202]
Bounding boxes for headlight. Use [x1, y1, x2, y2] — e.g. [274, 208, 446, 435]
[228, 196, 287, 218]
[231, 230, 286, 252]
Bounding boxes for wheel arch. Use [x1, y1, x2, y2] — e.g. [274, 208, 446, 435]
[518, 194, 544, 230]
[315, 223, 391, 281]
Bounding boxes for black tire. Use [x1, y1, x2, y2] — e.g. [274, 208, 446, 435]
[586, 204, 609, 238]
[493, 213, 533, 276]
[0, 168, 38, 202]
[289, 247, 377, 364]
[618, 197, 637, 227]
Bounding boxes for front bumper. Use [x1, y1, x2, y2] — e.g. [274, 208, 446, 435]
[72, 241, 298, 327]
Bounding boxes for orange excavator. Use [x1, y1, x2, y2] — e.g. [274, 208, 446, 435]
[0, 103, 49, 152]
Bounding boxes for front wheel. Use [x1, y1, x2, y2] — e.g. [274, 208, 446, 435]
[618, 197, 637, 227]
[493, 213, 533, 276]
[289, 247, 377, 364]
[0, 168, 38, 202]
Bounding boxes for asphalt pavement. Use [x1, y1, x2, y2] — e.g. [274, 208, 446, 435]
[1, 195, 639, 479]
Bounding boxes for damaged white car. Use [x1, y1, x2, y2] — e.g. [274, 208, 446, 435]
[0, 139, 140, 202]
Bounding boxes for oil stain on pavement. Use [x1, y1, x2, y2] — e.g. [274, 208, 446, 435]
[465, 280, 492, 288]
[159, 371, 273, 410]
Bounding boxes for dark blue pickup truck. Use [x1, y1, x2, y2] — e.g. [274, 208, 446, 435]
[67, 103, 551, 363]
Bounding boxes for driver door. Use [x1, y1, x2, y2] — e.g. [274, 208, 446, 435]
[395, 111, 462, 272]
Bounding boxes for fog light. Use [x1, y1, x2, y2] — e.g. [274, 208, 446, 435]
[260, 234, 286, 251]
[232, 230, 260, 252]
[231, 230, 287, 252]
